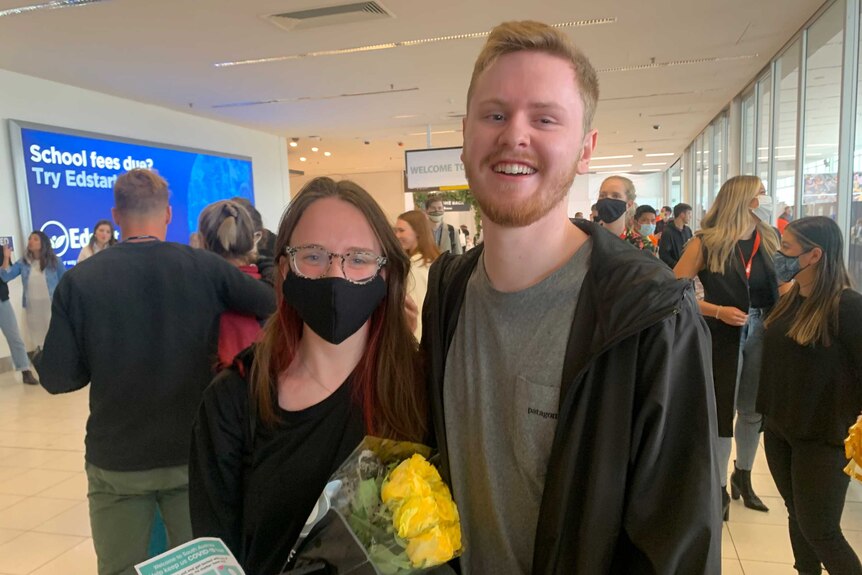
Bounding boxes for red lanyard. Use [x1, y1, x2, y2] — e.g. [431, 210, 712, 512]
[738, 231, 761, 280]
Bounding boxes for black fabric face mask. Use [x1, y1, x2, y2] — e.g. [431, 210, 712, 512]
[282, 273, 387, 345]
[596, 198, 628, 224]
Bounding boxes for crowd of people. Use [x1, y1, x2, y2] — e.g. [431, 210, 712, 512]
[0, 19, 860, 575]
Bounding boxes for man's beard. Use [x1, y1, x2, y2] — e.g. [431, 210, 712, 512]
[465, 153, 579, 228]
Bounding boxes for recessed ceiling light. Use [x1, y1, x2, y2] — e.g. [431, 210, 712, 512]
[592, 154, 634, 160]
[324, 152, 332, 157]
[645, 153, 675, 157]
[642, 162, 668, 166]
[311, 147, 319, 152]
[215, 18, 617, 67]
[393, 114, 418, 119]
[639, 169, 663, 173]
[407, 130, 458, 136]
[299, 157, 307, 162]
[598, 54, 757, 73]
[590, 163, 632, 169]
[0, 0, 107, 18]
[289, 141, 298, 147]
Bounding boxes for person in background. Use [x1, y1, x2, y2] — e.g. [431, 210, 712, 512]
[758, 216, 862, 575]
[190, 177, 426, 575]
[590, 203, 599, 222]
[423, 20, 719, 573]
[34, 169, 275, 575]
[78, 220, 117, 263]
[655, 205, 673, 237]
[1, 231, 65, 351]
[459, 224, 473, 251]
[659, 203, 694, 269]
[0, 277, 39, 385]
[777, 205, 794, 235]
[595, 175, 636, 237]
[424, 193, 463, 255]
[395, 210, 441, 339]
[231, 196, 276, 285]
[198, 200, 264, 370]
[574, 211, 584, 219]
[624, 204, 658, 256]
[675, 175, 779, 522]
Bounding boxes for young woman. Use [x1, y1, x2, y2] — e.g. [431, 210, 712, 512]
[77, 219, 117, 263]
[394, 210, 441, 339]
[758, 217, 862, 575]
[1, 231, 65, 349]
[674, 175, 780, 521]
[198, 199, 263, 370]
[189, 177, 426, 575]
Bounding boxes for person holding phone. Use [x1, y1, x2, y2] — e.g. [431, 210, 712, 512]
[1, 231, 65, 350]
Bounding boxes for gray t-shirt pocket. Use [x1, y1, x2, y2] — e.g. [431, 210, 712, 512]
[513, 375, 561, 490]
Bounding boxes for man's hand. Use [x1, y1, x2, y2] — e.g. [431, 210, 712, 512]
[404, 294, 418, 335]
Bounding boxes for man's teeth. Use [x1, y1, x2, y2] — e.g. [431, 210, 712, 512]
[493, 163, 536, 175]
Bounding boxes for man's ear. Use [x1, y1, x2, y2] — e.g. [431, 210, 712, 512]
[165, 205, 173, 225]
[111, 208, 122, 231]
[575, 129, 599, 175]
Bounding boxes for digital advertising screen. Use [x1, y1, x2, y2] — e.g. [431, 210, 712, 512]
[8, 120, 254, 266]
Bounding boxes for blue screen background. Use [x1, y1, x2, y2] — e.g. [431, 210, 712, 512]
[17, 126, 254, 266]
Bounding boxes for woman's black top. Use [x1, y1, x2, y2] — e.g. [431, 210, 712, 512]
[757, 289, 862, 445]
[189, 350, 364, 575]
[737, 236, 772, 309]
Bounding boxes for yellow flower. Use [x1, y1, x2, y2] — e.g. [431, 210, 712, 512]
[405, 524, 462, 568]
[381, 454, 442, 504]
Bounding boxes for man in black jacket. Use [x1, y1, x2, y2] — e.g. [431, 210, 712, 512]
[421, 21, 721, 574]
[659, 203, 694, 269]
[35, 169, 275, 575]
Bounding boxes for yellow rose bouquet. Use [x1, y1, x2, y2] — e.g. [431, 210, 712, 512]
[845, 416, 862, 482]
[283, 437, 462, 575]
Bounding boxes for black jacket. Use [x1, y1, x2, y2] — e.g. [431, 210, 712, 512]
[422, 220, 721, 574]
[658, 222, 692, 269]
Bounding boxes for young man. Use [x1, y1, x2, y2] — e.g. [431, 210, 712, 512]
[659, 202, 694, 269]
[655, 205, 673, 236]
[595, 175, 636, 237]
[35, 169, 275, 575]
[422, 21, 720, 574]
[624, 204, 659, 256]
[424, 193, 463, 255]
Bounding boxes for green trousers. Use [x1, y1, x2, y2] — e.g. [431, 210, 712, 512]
[86, 462, 193, 575]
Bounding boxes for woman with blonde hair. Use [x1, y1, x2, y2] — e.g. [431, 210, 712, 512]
[675, 175, 780, 521]
[394, 210, 441, 339]
[189, 177, 426, 574]
[198, 199, 263, 370]
[758, 216, 862, 575]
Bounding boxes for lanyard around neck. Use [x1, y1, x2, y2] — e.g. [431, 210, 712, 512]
[738, 230, 761, 280]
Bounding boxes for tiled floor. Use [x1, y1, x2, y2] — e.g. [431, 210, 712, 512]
[1, 369, 862, 574]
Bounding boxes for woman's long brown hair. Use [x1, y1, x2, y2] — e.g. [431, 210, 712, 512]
[251, 177, 427, 441]
[28, 231, 60, 271]
[397, 210, 441, 265]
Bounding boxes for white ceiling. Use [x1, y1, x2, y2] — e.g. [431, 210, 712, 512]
[0, 0, 827, 176]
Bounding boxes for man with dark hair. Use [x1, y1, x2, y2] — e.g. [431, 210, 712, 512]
[655, 205, 673, 236]
[423, 20, 719, 575]
[659, 202, 694, 269]
[35, 169, 275, 575]
[424, 193, 462, 255]
[623, 204, 658, 256]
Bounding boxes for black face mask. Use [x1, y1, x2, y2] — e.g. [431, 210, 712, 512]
[596, 198, 627, 224]
[282, 273, 387, 345]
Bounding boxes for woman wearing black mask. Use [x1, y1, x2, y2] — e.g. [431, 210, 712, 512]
[189, 177, 426, 575]
[595, 175, 635, 237]
[758, 217, 862, 575]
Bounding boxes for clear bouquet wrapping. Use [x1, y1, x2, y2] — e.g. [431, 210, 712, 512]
[282, 436, 462, 575]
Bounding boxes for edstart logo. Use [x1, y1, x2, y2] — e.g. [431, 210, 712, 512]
[40, 220, 70, 257]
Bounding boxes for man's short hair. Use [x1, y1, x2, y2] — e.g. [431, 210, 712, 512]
[674, 203, 693, 219]
[590, 203, 598, 211]
[114, 169, 170, 214]
[425, 193, 445, 209]
[662, 205, 672, 213]
[635, 205, 657, 220]
[467, 21, 599, 134]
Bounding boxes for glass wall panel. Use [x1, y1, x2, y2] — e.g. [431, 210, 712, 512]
[695, 133, 706, 224]
[757, 73, 772, 189]
[774, 40, 801, 219]
[851, 2, 862, 286]
[741, 90, 757, 175]
[712, 112, 727, 202]
[669, 159, 682, 206]
[801, 0, 843, 219]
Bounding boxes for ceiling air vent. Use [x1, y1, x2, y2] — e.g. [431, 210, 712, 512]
[267, 2, 394, 31]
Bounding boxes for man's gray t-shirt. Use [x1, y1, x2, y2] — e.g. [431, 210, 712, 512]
[443, 240, 592, 574]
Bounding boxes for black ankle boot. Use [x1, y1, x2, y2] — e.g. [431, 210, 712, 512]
[730, 460, 769, 512]
[21, 370, 39, 385]
[722, 486, 730, 521]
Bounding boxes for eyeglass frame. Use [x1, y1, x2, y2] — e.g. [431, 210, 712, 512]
[284, 244, 388, 285]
